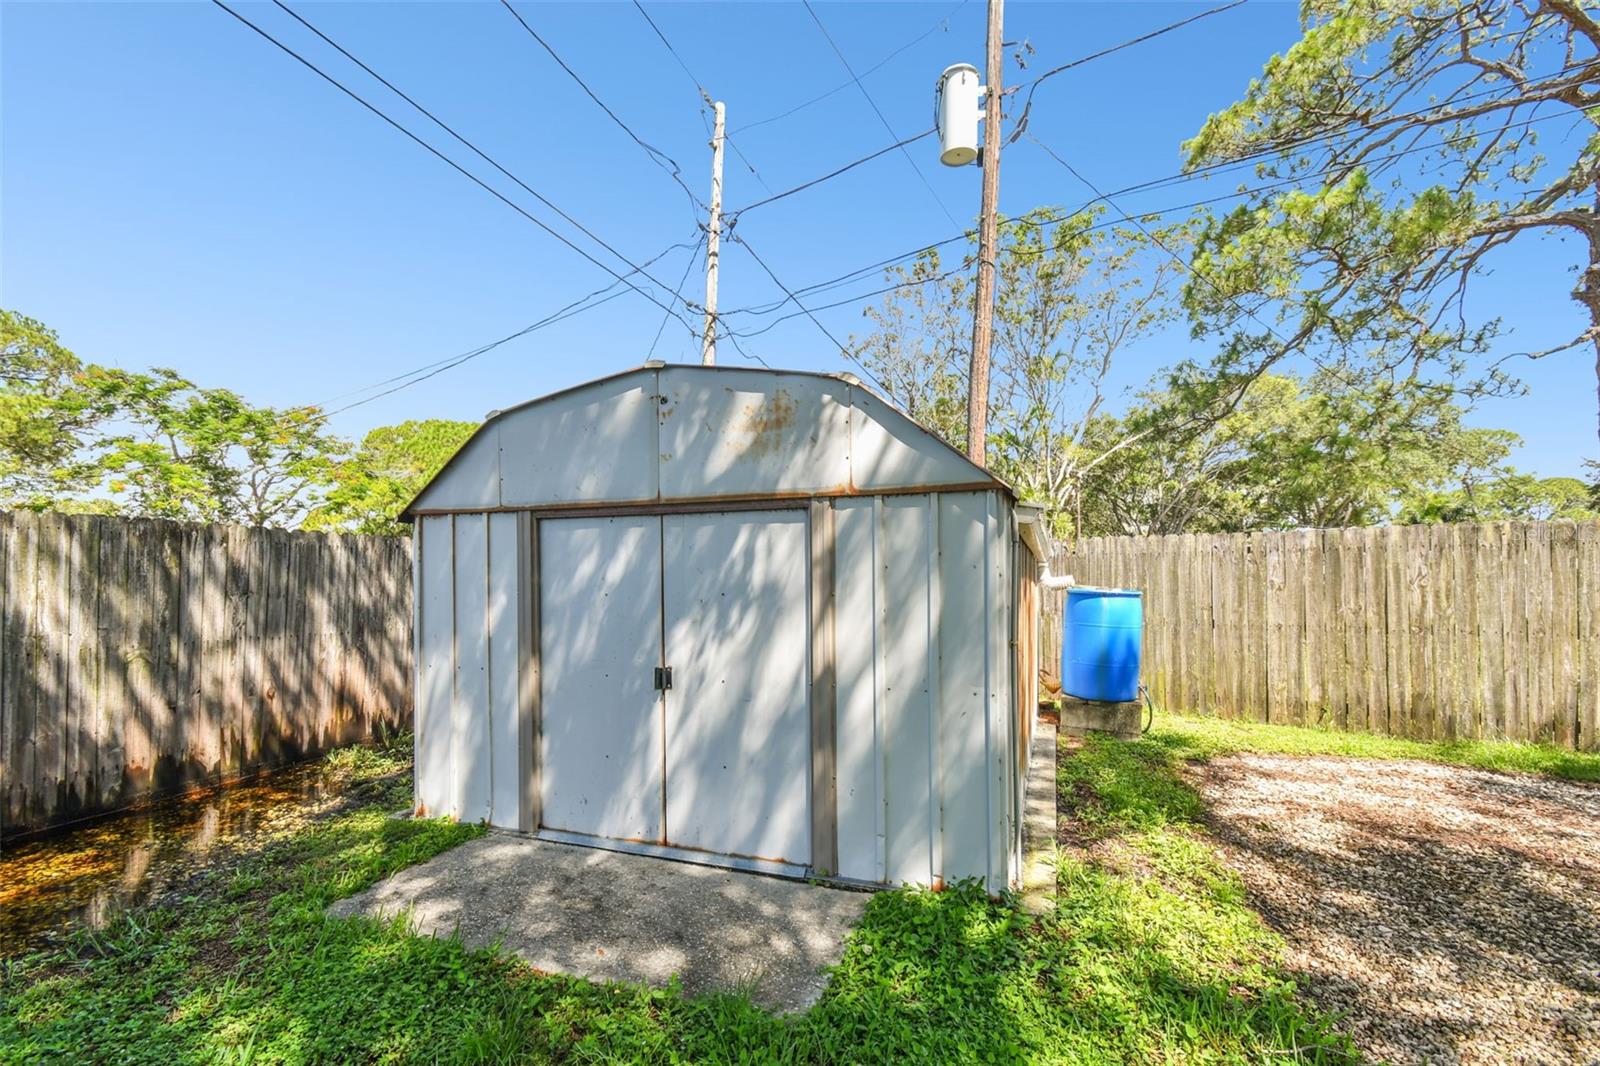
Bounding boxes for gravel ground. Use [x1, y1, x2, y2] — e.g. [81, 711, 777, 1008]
[1189, 754, 1600, 1066]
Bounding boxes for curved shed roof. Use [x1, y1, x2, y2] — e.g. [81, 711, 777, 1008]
[404, 363, 1007, 516]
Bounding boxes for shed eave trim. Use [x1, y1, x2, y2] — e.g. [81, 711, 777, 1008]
[405, 481, 1009, 518]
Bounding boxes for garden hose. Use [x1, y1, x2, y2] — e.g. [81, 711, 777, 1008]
[1139, 684, 1155, 734]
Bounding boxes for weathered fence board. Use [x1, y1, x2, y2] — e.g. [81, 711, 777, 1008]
[0, 511, 413, 836]
[1051, 520, 1600, 751]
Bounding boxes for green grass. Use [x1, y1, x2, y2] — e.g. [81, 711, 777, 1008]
[1145, 710, 1600, 782]
[1, 735, 1359, 1064]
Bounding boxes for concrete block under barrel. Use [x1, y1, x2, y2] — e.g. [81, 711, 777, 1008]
[1057, 696, 1142, 742]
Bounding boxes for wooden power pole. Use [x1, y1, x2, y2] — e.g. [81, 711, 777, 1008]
[701, 101, 726, 366]
[965, 0, 1003, 464]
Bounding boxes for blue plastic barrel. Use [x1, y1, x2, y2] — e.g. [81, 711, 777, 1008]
[1062, 587, 1143, 703]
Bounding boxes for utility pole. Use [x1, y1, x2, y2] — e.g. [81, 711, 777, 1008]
[965, 0, 1003, 465]
[701, 100, 725, 366]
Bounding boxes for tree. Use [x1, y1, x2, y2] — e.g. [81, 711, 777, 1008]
[1076, 374, 1304, 536]
[852, 208, 1188, 534]
[1183, 0, 1600, 448]
[854, 249, 971, 449]
[305, 419, 476, 536]
[0, 311, 95, 506]
[1399, 473, 1598, 521]
[72, 366, 347, 527]
[1079, 370, 1528, 534]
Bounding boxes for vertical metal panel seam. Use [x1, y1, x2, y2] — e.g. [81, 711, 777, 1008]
[927, 493, 942, 886]
[448, 514, 458, 818]
[410, 519, 424, 814]
[983, 493, 995, 890]
[872, 494, 887, 882]
[808, 498, 839, 875]
[484, 513, 495, 824]
[658, 515, 668, 842]
[522, 513, 540, 832]
[651, 368, 663, 502]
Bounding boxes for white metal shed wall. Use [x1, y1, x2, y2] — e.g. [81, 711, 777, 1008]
[412, 492, 1022, 891]
[408, 366, 1027, 892]
[413, 511, 531, 829]
[832, 491, 1017, 891]
[408, 366, 998, 514]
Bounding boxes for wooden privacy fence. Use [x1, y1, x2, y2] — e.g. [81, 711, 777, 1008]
[0, 511, 414, 836]
[1050, 520, 1600, 750]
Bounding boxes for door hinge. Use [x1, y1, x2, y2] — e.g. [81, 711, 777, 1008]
[654, 665, 673, 691]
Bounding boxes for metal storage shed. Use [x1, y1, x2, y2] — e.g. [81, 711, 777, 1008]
[403, 363, 1047, 892]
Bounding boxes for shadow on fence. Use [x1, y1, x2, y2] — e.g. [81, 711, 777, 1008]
[1044, 521, 1600, 751]
[0, 511, 413, 837]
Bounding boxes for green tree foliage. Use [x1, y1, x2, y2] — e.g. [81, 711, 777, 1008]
[854, 249, 970, 448]
[1399, 474, 1598, 522]
[853, 208, 1188, 534]
[1182, 0, 1600, 449]
[305, 419, 477, 536]
[0, 311, 96, 506]
[1079, 371, 1534, 534]
[1, 309, 350, 527]
[72, 367, 348, 527]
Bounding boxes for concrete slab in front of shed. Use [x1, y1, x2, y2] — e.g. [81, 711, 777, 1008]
[326, 834, 869, 1012]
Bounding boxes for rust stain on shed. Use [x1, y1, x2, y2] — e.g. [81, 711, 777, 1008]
[736, 389, 798, 459]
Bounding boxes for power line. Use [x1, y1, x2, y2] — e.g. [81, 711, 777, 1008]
[268, 0, 694, 314]
[731, 0, 969, 135]
[1107, 58, 1597, 193]
[498, 0, 705, 215]
[721, 102, 1573, 323]
[720, 102, 1571, 345]
[723, 328, 774, 369]
[210, 0, 698, 333]
[727, 128, 937, 218]
[631, 0, 707, 103]
[801, 0, 962, 228]
[630, 0, 775, 197]
[1008, 0, 1249, 142]
[306, 236, 701, 415]
[724, 136, 777, 197]
[729, 231, 891, 394]
[1027, 131, 1292, 347]
[725, 264, 964, 340]
[319, 286, 631, 418]
[649, 232, 707, 360]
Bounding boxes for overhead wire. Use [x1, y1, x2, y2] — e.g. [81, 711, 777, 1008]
[304, 235, 702, 415]
[630, 0, 896, 375]
[1027, 131, 1292, 347]
[730, 0, 969, 135]
[730, 231, 892, 393]
[498, 0, 706, 215]
[726, 128, 937, 219]
[267, 0, 694, 313]
[630, 0, 775, 195]
[723, 329, 774, 369]
[1100, 57, 1598, 195]
[801, 0, 961, 228]
[236, 0, 1586, 414]
[210, 0, 699, 333]
[725, 264, 964, 340]
[720, 99, 1575, 323]
[320, 287, 630, 417]
[649, 232, 708, 360]
[1007, 0, 1250, 142]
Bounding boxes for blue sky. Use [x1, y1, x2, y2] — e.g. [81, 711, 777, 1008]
[2, 0, 1592, 477]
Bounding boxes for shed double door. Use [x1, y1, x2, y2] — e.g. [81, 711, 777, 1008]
[538, 510, 812, 867]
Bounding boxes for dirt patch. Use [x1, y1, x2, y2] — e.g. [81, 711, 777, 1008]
[1189, 753, 1600, 1066]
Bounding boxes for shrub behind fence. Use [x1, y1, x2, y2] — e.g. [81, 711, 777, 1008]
[1049, 521, 1600, 751]
[0, 511, 413, 836]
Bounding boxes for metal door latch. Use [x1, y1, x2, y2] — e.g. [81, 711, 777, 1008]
[653, 666, 673, 691]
